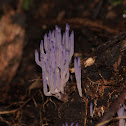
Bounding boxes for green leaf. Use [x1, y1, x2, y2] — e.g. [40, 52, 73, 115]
[23, 0, 34, 11]
[108, 0, 122, 6]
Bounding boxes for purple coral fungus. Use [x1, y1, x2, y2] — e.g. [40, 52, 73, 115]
[62, 122, 78, 126]
[35, 24, 74, 100]
[117, 104, 126, 126]
[74, 57, 82, 97]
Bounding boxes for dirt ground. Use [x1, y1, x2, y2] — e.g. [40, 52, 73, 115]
[0, 0, 126, 126]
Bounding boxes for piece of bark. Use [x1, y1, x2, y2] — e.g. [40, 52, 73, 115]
[82, 33, 126, 126]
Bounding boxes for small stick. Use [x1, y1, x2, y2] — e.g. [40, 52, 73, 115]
[84, 98, 88, 126]
[93, 0, 105, 19]
[96, 88, 126, 126]
[0, 91, 38, 115]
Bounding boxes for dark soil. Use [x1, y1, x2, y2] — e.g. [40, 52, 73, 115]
[0, 0, 126, 126]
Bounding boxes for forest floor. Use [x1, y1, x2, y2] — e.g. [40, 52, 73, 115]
[0, 0, 126, 126]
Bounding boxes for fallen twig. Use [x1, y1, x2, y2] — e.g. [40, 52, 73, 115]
[96, 88, 126, 126]
[0, 91, 38, 115]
